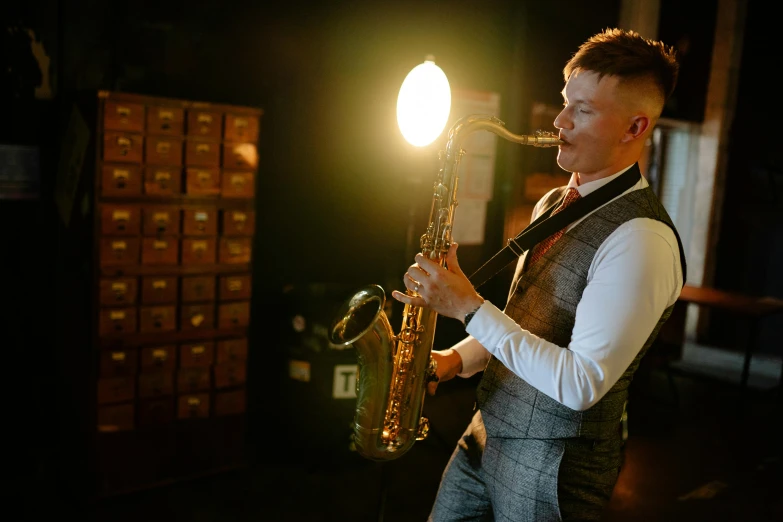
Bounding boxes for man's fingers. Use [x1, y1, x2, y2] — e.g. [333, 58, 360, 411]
[391, 289, 426, 307]
[445, 242, 465, 276]
[415, 252, 439, 272]
[427, 381, 439, 396]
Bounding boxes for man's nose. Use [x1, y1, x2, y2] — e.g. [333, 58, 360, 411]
[553, 108, 572, 130]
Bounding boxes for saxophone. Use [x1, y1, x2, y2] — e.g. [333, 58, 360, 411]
[328, 115, 562, 461]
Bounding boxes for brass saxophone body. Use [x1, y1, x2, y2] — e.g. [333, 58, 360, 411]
[329, 115, 562, 461]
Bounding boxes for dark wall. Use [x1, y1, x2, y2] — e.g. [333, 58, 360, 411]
[657, 0, 718, 123]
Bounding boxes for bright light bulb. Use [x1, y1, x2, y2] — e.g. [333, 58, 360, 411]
[397, 58, 451, 147]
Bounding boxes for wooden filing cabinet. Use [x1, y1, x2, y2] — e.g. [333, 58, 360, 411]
[67, 90, 261, 497]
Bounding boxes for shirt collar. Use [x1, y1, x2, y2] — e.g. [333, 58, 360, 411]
[567, 164, 635, 198]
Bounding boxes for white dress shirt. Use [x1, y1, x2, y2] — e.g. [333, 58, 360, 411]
[454, 165, 683, 411]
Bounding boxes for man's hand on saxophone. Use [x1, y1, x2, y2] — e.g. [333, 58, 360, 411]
[391, 242, 485, 395]
[426, 349, 463, 395]
[392, 242, 484, 323]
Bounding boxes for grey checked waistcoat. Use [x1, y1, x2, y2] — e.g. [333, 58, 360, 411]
[469, 179, 686, 521]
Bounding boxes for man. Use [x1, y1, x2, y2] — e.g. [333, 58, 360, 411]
[392, 28, 686, 521]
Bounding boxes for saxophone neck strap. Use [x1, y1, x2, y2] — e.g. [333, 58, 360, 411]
[468, 163, 642, 289]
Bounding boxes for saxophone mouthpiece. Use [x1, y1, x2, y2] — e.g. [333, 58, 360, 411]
[531, 130, 564, 147]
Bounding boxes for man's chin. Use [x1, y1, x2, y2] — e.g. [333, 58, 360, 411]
[556, 153, 575, 173]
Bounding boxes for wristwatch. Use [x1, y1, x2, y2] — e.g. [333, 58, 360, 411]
[464, 302, 483, 328]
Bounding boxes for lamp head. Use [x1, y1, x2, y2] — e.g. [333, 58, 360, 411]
[396, 56, 451, 147]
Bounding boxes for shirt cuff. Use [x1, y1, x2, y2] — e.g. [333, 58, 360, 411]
[466, 300, 528, 351]
[452, 302, 493, 377]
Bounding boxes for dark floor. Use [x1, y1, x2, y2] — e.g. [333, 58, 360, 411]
[80, 365, 782, 522]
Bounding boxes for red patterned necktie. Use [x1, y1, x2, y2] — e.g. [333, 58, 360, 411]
[526, 187, 582, 268]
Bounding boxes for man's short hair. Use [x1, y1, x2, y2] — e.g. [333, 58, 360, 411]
[564, 28, 680, 107]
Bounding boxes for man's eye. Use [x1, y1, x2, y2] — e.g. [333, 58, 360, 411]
[579, 109, 591, 114]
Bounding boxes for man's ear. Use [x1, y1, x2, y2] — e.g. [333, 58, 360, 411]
[623, 115, 650, 143]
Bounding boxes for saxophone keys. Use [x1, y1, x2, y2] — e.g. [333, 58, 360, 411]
[416, 417, 430, 441]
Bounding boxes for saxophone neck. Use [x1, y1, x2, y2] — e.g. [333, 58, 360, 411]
[444, 114, 563, 159]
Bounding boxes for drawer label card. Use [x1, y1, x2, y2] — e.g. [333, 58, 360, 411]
[332, 364, 358, 399]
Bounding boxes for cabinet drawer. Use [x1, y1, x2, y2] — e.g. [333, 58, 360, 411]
[178, 393, 210, 419]
[185, 168, 221, 196]
[104, 101, 144, 132]
[216, 338, 248, 364]
[99, 307, 138, 336]
[99, 277, 138, 306]
[219, 275, 251, 301]
[145, 135, 183, 166]
[137, 398, 175, 426]
[185, 139, 220, 167]
[186, 109, 222, 139]
[100, 348, 138, 377]
[181, 238, 216, 265]
[141, 238, 180, 265]
[103, 132, 143, 163]
[179, 341, 215, 368]
[218, 301, 250, 329]
[101, 204, 141, 235]
[142, 207, 181, 236]
[146, 106, 184, 136]
[224, 113, 259, 143]
[177, 369, 211, 393]
[98, 403, 135, 432]
[138, 371, 175, 399]
[141, 276, 178, 304]
[100, 238, 140, 267]
[97, 376, 136, 405]
[182, 209, 217, 235]
[214, 363, 246, 389]
[181, 303, 215, 331]
[144, 166, 182, 196]
[140, 345, 176, 371]
[221, 209, 254, 235]
[222, 143, 257, 170]
[101, 164, 142, 197]
[139, 306, 177, 333]
[214, 389, 246, 416]
[221, 171, 254, 199]
[181, 275, 215, 302]
[218, 237, 252, 264]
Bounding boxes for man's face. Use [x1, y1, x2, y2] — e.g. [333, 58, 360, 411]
[554, 70, 630, 177]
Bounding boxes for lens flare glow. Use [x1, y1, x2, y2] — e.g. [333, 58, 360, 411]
[397, 59, 451, 147]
